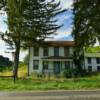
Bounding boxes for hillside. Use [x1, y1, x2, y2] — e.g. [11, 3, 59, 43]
[0, 64, 27, 77]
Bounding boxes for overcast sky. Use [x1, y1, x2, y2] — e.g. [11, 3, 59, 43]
[0, 0, 73, 60]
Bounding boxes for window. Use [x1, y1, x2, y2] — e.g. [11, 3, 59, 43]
[65, 61, 70, 69]
[43, 61, 48, 70]
[64, 47, 70, 56]
[34, 47, 39, 56]
[33, 60, 39, 70]
[54, 47, 59, 56]
[87, 57, 91, 64]
[43, 47, 48, 56]
[97, 66, 100, 71]
[96, 58, 100, 64]
[88, 66, 92, 72]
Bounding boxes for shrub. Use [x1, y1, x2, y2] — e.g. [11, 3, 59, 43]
[62, 68, 72, 78]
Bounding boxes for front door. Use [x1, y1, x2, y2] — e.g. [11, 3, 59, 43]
[54, 61, 60, 74]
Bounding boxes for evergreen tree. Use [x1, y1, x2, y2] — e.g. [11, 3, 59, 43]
[0, 0, 64, 81]
[73, 0, 100, 50]
[72, 0, 100, 75]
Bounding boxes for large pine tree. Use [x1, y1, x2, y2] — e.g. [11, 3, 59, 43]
[0, 0, 64, 81]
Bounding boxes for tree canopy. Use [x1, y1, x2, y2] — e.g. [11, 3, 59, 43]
[0, 0, 64, 80]
[72, 0, 100, 51]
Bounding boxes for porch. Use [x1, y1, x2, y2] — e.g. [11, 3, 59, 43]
[41, 56, 73, 75]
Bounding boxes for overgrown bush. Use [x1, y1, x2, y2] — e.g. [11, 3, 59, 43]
[62, 68, 88, 78]
[62, 68, 72, 78]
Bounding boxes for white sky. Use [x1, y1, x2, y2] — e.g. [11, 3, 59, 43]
[0, 0, 73, 61]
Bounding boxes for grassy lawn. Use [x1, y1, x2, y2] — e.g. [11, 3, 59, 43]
[0, 75, 100, 91]
[0, 64, 100, 91]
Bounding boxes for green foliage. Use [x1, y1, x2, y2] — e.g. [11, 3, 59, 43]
[0, 55, 12, 72]
[72, 0, 100, 49]
[62, 67, 87, 78]
[86, 46, 100, 53]
[72, 0, 100, 74]
[62, 68, 72, 78]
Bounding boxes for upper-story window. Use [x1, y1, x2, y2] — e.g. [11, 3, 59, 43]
[43, 47, 48, 56]
[64, 47, 70, 56]
[54, 47, 59, 56]
[96, 58, 100, 64]
[87, 57, 91, 64]
[34, 47, 39, 56]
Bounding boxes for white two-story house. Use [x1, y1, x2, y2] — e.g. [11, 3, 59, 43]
[28, 41, 100, 75]
[28, 41, 74, 75]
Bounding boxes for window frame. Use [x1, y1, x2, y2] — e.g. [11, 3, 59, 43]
[33, 60, 39, 70]
[97, 66, 100, 71]
[54, 47, 59, 56]
[43, 61, 48, 70]
[43, 47, 49, 56]
[87, 57, 92, 64]
[64, 47, 70, 56]
[34, 47, 39, 56]
[96, 58, 100, 64]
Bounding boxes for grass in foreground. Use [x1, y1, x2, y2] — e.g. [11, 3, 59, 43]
[0, 74, 100, 91]
[0, 64, 100, 91]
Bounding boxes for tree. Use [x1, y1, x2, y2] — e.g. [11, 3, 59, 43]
[0, 55, 12, 71]
[72, 0, 100, 75]
[0, 0, 64, 81]
[73, 0, 100, 50]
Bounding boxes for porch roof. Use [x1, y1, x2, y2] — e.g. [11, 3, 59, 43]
[41, 56, 72, 60]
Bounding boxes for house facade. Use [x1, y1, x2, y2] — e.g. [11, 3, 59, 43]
[28, 41, 74, 75]
[28, 41, 100, 75]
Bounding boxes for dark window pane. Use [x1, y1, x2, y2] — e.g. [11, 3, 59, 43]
[43, 47, 48, 56]
[54, 47, 59, 56]
[43, 61, 48, 70]
[87, 57, 91, 64]
[97, 66, 100, 71]
[34, 47, 39, 56]
[33, 60, 39, 70]
[88, 66, 92, 72]
[96, 58, 100, 64]
[64, 47, 70, 56]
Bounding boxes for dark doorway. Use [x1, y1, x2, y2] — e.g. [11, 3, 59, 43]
[54, 61, 60, 74]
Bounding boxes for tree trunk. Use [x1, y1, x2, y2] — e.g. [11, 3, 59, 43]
[13, 42, 20, 83]
[28, 47, 30, 76]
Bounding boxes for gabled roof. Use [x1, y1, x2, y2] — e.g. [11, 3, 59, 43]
[29, 41, 75, 47]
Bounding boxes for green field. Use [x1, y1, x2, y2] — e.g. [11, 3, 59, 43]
[0, 75, 100, 91]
